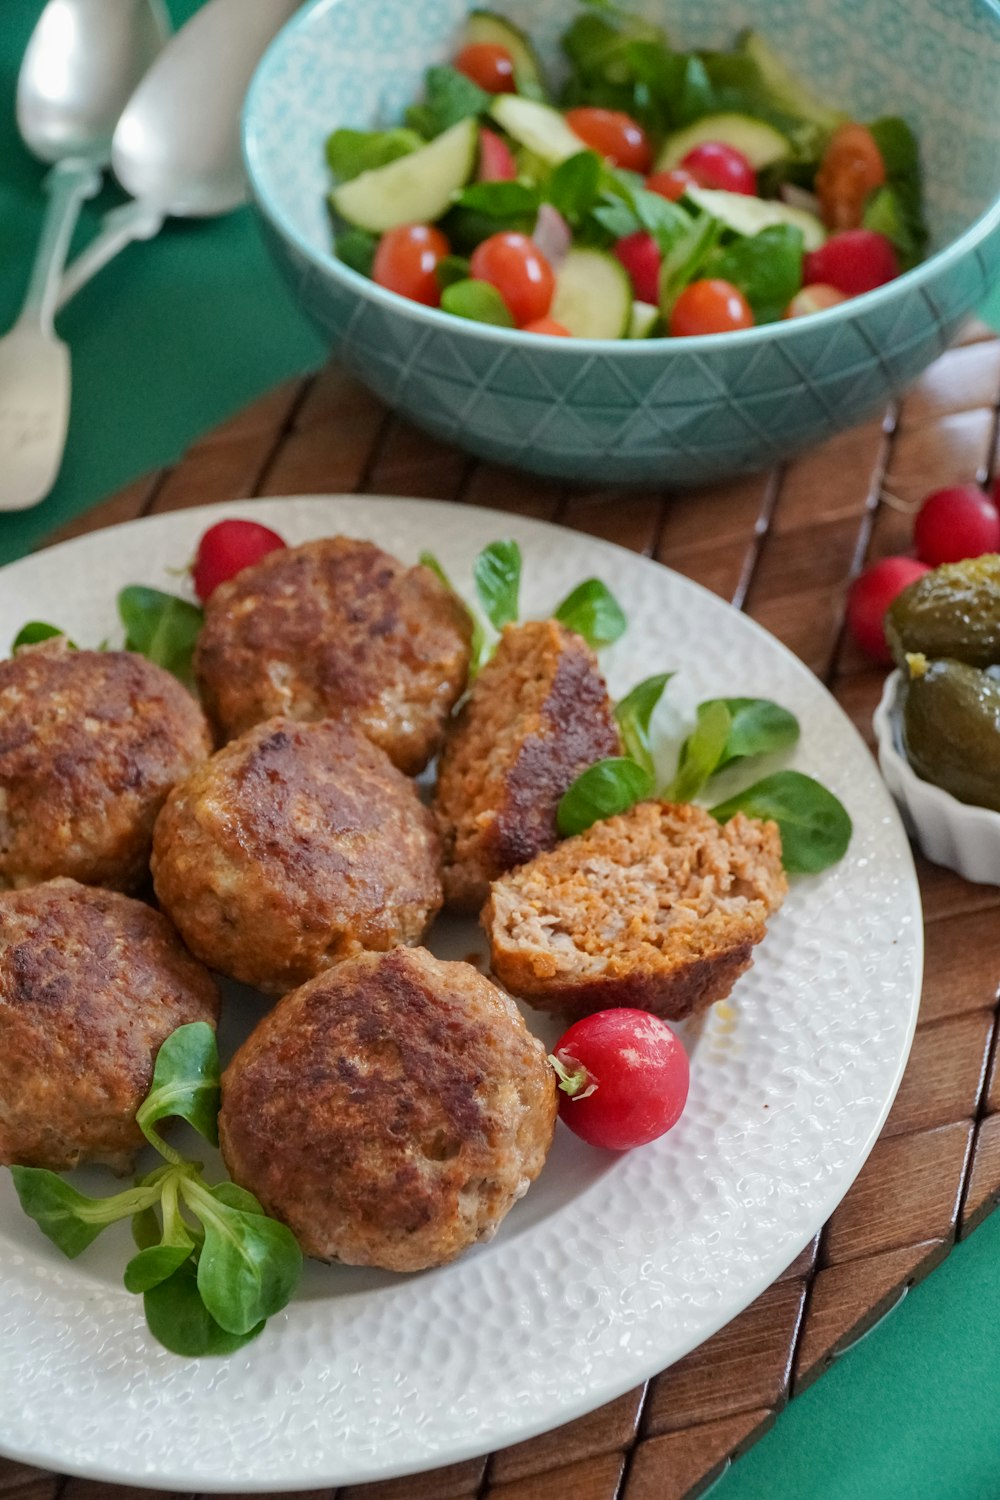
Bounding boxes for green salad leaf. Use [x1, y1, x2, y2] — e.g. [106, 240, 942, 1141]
[705, 224, 805, 324]
[407, 66, 492, 138]
[117, 586, 203, 685]
[474, 539, 522, 631]
[545, 151, 605, 226]
[658, 213, 724, 312]
[864, 117, 928, 270]
[614, 672, 674, 776]
[455, 180, 541, 218]
[557, 756, 654, 836]
[554, 578, 627, 647]
[144, 1261, 265, 1358]
[710, 769, 852, 873]
[135, 1022, 221, 1154]
[11, 621, 75, 651]
[664, 699, 732, 801]
[335, 228, 378, 277]
[709, 697, 801, 770]
[441, 279, 516, 326]
[325, 126, 422, 181]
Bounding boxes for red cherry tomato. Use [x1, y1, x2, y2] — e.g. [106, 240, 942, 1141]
[613, 231, 661, 304]
[914, 485, 1000, 566]
[646, 167, 695, 202]
[669, 278, 754, 337]
[550, 1009, 690, 1151]
[522, 317, 572, 336]
[454, 41, 516, 93]
[846, 556, 931, 663]
[680, 141, 757, 196]
[803, 230, 899, 297]
[478, 125, 517, 182]
[470, 231, 555, 325]
[192, 520, 286, 602]
[816, 123, 886, 231]
[565, 107, 653, 172]
[784, 283, 849, 319]
[373, 223, 451, 307]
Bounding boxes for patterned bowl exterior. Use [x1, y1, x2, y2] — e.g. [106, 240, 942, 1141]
[244, 0, 1000, 485]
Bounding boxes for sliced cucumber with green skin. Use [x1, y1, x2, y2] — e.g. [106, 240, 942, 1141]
[656, 114, 791, 172]
[465, 10, 545, 93]
[628, 300, 661, 339]
[740, 32, 844, 135]
[330, 118, 477, 233]
[489, 96, 586, 166]
[550, 249, 632, 340]
[686, 186, 826, 251]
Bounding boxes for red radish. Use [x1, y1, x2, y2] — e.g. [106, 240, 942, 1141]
[549, 1009, 690, 1151]
[680, 141, 756, 195]
[478, 126, 517, 182]
[846, 556, 930, 663]
[646, 167, 695, 201]
[613, 231, 661, 304]
[914, 485, 1000, 565]
[531, 203, 572, 269]
[193, 520, 286, 602]
[803, 230, 899, 297]
[785, 284, 848, 318]
[522, 317, 571, 336]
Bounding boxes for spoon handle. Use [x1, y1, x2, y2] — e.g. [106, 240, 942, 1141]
[58, 199, 165, 310]
[19, 159, 101, 333]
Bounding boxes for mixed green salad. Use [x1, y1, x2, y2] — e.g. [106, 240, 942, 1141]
[325, 2, 927, 339]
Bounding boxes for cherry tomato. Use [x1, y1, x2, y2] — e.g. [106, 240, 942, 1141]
[613, 231, 661, 304]
[470, 231, 555, 325]
[646, 167, 695, 202]
[680, 141, 757, 196]
[478, 125, 517, 182]
[816, 123, 886, 232]
[522, 317, 572, 336]
[914, 485, 1000, 566]
[454, 41, 516, 93]
[784, 283, 848, 319]
[550, 1009, 690, 1151]
[373, 223, 451, 307]
[669, 278, 753, 337]
[803, 230, 899, 298]
[846, 556, 931, 663]
[192, 520, 286, 602]
[565, 107, 653, 172]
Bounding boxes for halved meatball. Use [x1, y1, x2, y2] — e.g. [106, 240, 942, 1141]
[0, 641, 211, 892]
[151, 716, 443, 994]
[433, 619, 621, 910]
[483, 801, 787, 1022]
[218, 947, 556, 1271]
[0, 879, 219, 1173]
[194, 536, 473, 774]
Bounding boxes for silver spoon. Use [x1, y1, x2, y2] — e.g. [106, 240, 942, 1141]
[57, 0, 302, 310]
[0, 0, 170, 512]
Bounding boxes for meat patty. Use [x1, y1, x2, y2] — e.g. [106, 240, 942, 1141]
[0, 879, 219, 1173]
[194, 536, 473, 774]
[483, 801, 787, 1022]
[434, 619, 621, 911]
[218, 947, 556, 1271]
[151, 716, 443, 994]
[0, 641, 211, 892]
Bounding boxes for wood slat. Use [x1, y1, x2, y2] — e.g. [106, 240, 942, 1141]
[488, 1388, 644, 1485]
[44, 470, 164, 544]
[339, 1460, 484, 1500]
[486, 1452, 624, 1500]
[960, 1114, 1000, 1237]
[916, 854, 1000, 924]
[919, 907, 1000, 1023]
[461, 463, 562, 520]
[622, 1410, 774, 1500]
[0, 1465, 55, 1496]
[771, 420, 885, 535]
[364, 418, 468, 499]
[562, 492, 665, 555]
[882, 1010, 994, 1137]
[881, 407, 995, 507]
[656, 473, 771, 553]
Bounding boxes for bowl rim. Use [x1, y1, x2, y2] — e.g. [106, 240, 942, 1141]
[243, 0, 1000, 354]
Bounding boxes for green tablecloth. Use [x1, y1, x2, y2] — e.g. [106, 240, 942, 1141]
[4, 4, 1000, 1496]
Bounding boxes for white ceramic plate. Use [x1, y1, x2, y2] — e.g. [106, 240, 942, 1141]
[0, 497, 922, 1491]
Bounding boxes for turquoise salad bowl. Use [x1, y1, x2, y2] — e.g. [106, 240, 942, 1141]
[244, 0, 1000, 486]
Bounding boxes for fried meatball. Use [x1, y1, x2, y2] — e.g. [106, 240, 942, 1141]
[484, 801, 787, 1022]
[0, 640, 211, 892]
[0, 879, 219, 1173]
[434, 619, 621, 910]
[218, 947, 556, 1271]
[194, 537, 472, 774]
[151, 716, 443, 994]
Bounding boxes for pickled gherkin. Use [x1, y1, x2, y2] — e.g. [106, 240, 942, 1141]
[902, 653, 1000, 811]
[886, 554, 1000, 669]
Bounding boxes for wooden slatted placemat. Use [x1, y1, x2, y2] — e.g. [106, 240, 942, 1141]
[10, 321, 1000, 1500]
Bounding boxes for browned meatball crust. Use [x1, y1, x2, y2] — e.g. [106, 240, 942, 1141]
[151, 716, 443, 994]
[434, 619, 621, 910]
[0, 879, 219, 1173]
[0, 641, 211, 892]
[219, 947, 556, 1271]
[194, 537, 473, 774]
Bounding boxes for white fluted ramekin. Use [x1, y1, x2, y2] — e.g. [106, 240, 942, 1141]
[874, 670, 1000, 885]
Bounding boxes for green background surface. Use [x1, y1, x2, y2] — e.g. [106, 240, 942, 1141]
[4, 3, 1000, 1497]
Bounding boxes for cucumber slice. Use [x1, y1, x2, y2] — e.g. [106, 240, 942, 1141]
[628, 300, 661, 339]
[656, 114, 791, 172]
[550, 249, 631, 340]
[740, 32, 844, 135]
[686, 186, 826, 251]
[330, 118, 477, 233]
[489, 96, 586, 166]
[465, 10, 545, 94]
